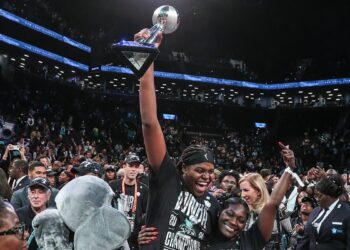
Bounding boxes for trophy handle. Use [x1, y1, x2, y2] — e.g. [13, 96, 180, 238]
[136, 23, 164, 45]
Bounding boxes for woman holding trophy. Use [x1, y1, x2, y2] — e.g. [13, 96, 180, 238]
[136, 14, 298, 248]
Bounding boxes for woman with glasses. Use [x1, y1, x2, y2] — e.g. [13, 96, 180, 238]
[296, 174, 350, 250]
[0, 199, 28, 250]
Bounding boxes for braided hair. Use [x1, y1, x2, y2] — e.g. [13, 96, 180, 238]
[176, 144, 213, 170]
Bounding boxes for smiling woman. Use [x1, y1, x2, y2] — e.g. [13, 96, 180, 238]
[138, 29, 220, 250]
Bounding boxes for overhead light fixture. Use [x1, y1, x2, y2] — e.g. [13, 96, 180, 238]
[298, 90, 303, 94]
[24, 54, 29, 57]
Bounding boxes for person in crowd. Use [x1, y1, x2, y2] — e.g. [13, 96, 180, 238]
[16, 177, 52, 250]
[71, 160, 103, 178]
[58, 169, 74, 189]
[290, 190, 310, 219]
[239, 142, 297, 249]
[296, 174, 350, 250]
[15, 177, 52, 234]
[211, 170, 241, 206]
[0, 199, 29, 250]
[109, 153, 149, 250]
[104, 164, 117, 183]
[326, 168, 337, 177]
[138, 143, 297, 249]
[37, 156, 50, 169]
[0, 168, 12, 200]
[137, 162, 149, 186]
[138, 28, 220, 250]
[46, 169, 58, 188]
[239, 172, 270, 229]
[289, 197, 316, 249]
[10, 161, 58, 209]
[9, 159, 29, 192]
[117, 168, 125, 180]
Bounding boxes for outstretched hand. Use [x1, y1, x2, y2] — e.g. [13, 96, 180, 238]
[134, 28, 163, 48]
[278, 142, 296, 169]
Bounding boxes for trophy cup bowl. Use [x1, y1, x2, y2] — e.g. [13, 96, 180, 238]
[152, 5, 180, 35]
[112, 5, 180, 78]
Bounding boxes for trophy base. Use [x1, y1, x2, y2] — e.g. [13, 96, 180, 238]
[112, 41, 160, 78]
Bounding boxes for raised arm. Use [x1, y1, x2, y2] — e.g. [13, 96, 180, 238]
[258, 142, 296, 241]
[138, 29, 166, 171]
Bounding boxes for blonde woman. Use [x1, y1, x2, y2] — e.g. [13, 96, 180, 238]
[239, 173, 270, 229]
[240, 172, 294, 249]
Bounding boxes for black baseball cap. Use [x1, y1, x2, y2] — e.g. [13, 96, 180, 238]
[29, 178, 51, 191]
[71, 160, 103, 177]
[124, 154, 140, 164]
[105, 165, 116, 172]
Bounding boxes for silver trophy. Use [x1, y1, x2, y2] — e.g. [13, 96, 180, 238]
[112, 5, 180, 78]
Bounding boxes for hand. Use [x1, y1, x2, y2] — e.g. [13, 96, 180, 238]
[314, 166, 326, 180]
[278, 142, 296, 169]
[307, 168, 316, 181]
[138, 225, 158, 246]
[212, 189, 225, 198]
[134, 28, 163, 48]
[6, 144, 13, 151]
[293, 223, 304, 234]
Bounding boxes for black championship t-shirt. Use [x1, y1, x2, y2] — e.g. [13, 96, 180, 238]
[207, 220, 266, 250]
[109, 179, 148, 247]
[141, 153, 220, 250]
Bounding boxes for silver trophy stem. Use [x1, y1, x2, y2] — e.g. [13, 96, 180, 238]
[137, 23, 164, 44]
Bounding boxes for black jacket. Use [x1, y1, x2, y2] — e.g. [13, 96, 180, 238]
[296, 202, 350, 250]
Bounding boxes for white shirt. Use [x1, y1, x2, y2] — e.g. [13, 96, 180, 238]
[313, 199, 339, 233]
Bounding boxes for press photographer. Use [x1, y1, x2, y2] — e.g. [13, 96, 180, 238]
[212, 170, 241, 207]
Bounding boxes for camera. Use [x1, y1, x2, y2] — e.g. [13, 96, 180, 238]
[217, 185, 238, 208]
[11, 145, 20, 151]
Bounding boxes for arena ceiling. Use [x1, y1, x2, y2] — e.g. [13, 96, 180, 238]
[52, 0, 350, 68]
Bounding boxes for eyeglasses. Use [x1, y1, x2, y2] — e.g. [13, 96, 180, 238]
[0, 223, 26, 240]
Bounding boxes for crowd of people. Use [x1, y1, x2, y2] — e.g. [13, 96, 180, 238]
[1, 29, 350, 250]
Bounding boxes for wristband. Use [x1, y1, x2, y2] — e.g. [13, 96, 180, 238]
[284, 167, 305, 187]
